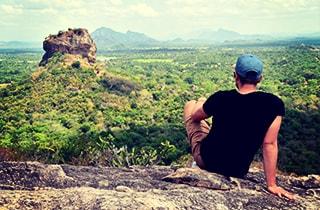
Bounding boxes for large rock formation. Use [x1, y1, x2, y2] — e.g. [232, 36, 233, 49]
[39, 28, 96, 66]
[0, 162, 319, 209]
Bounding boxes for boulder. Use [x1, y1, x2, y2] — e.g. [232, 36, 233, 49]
[39, 28, 96, 66]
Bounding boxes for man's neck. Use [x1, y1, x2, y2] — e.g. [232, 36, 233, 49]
[237, 84, 257, 94]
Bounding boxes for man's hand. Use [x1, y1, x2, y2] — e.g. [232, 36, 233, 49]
[267, 185, 295, 200]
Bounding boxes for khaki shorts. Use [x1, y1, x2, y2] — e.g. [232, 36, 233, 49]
[184, 116, 210, 169]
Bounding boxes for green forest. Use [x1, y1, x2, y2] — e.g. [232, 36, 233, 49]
[0, 45, 319, 175]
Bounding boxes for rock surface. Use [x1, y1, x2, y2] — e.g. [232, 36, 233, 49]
[0, 162, 319, 209]
[39, 28, 96, 66]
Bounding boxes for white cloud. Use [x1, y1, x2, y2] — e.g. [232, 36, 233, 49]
[109, 0, 122, 6]
[129, 3, 159, 17]
[0, 0, 319, 41]
[165, 0, 320, 18]
[0, 4, 23, 14]
[165, 0, 207, 6]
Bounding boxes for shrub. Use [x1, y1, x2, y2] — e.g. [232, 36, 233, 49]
[71, 61, 81, 69]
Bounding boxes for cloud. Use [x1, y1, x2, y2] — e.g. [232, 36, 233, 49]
[109, 0, 122, 6]
[129, 3, 159, 17]
[0, 0, 318, 41]
[165, 0, 320, 18]
[0, 4, 23, 14]
[165, 0, 208, 6]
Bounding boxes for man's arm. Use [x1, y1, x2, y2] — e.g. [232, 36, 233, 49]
[190, 97, 208, 122]
[263, 116, 295, 200]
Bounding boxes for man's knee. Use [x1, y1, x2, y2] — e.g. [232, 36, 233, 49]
[198, 97, 206, 102]
[184, 100, 196, 110]
[184, 100, 196, 121]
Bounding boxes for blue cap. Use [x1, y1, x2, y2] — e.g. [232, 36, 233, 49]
[235, 54, 263, 81]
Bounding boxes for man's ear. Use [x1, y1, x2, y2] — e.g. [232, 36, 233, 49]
[257, 75, 263, 83]
[234, 72, 240, 81]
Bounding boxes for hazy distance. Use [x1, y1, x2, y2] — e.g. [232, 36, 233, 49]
[0, 0, 319, 41]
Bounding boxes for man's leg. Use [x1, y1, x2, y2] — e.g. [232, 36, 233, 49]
[184, 98, 210, 169]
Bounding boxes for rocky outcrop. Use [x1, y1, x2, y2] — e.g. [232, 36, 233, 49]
[39, 28, 96, 66]
[0, 162, 319, 209]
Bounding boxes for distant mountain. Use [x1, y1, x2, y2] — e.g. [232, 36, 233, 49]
[0, 41, 41, 49]
[1, 27, 319, 50]
[294, 32, 320, 38]
[196, 28, 272, 42]
[91, 27, 159, 50]
[91, 27, 277, 49]
[198, 28, 241, 41]
[91, 27, 320, 50]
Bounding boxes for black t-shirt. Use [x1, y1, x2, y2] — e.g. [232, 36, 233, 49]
[201, 89, 285, 178]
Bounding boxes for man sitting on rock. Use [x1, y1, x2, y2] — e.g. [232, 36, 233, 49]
[184, 54, 294, 199]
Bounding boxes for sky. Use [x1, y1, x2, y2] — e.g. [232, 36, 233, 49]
[0, 0, 319, 41]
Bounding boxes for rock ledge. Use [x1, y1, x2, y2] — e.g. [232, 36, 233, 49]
[0, 162, 319, 209]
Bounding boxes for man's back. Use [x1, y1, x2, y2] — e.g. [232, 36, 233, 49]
[200, 89, 285, 178]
